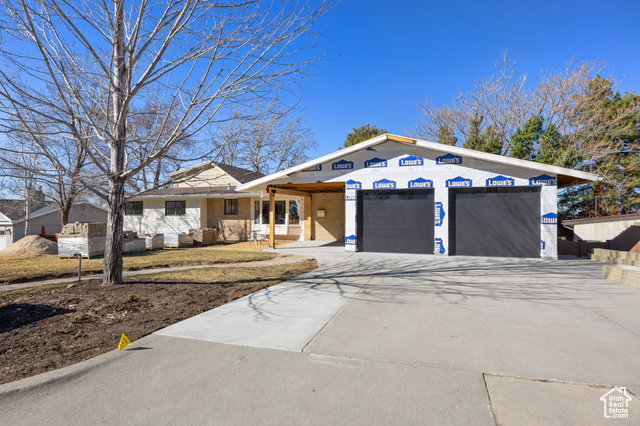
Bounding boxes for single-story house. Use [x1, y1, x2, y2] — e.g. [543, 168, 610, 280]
[235, 133, 599, 259]
[563, 214, 640, 243]
[124, 162, 297, 242]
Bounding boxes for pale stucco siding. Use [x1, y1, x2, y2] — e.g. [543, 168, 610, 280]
[123, 198, 202, 235]
[574, 219, 640, 242]
[173, 166, 239, 188]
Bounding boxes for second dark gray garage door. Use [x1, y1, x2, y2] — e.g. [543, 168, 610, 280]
[356, 189, 434, 254]
[448, 186, 541, 258]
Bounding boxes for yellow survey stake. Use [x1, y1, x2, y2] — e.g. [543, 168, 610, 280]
[118, 333, 131, 351]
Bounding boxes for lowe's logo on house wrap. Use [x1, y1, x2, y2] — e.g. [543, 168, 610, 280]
[434, 202, 445, 226]
[400, 155, 424, 167]
[486, 175, 514, 187]
[436, 153, 462, 165]
[302, 164, 322, 172]
[541, 213, 557, 225]
[434, 238, 445, 254]
[541, 240, 545, 250]
[332, 160, 353, 170]
[373, 179, 396, 189]
[345, 192, 356, 201]
[345, 179, 362, 190]
[409, 178, 433, 188]
[364, 157, 387, 168]
[529, 174, 557, 186]
[345, 235, 357, 245]
[446, 177, 472, 188]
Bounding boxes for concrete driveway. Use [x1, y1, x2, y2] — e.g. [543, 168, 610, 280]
[2, 245, 639, 425]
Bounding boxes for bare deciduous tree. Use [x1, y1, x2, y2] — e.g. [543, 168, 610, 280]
[0, 0, 332, 284]
[218, 101, 315, 174]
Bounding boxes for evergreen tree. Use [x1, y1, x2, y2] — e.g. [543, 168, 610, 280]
[343, 124, 387, 148]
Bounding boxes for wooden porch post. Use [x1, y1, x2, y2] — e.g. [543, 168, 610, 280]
[307, 194, 313, 240]
[269, 189, 275, 248]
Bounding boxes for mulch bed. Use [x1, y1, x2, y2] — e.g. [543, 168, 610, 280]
[0, 261, 316, 385]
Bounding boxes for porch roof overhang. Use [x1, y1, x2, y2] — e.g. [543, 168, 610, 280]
[267, 182, 345, 196]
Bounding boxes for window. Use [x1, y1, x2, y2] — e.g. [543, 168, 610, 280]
[165, 200, 186, 216]
[257, 199, 299, 225]
[0, 230, 5, 236]
[224, 199, 238, 215]
[125, 201, 143, 216]
[289, 200, 300, 224]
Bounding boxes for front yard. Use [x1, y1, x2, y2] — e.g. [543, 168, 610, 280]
[0, 248, 276, 284]
[0, 259, 317, 384]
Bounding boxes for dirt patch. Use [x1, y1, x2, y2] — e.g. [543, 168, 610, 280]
[0, 235, 57, 257]
[0, 260, 317, 385]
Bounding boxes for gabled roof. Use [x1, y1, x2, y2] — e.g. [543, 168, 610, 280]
[167, 161, 265, 184]
[0, 211, 12, 225]
[0, 199, 54, 221]
[12, 202, 108, 224]
[237, 133, 601, 191]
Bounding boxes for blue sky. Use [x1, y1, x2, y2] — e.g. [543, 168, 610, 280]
[303, 0, 640, 155]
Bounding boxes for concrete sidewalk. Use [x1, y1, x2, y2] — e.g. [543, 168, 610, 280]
[2, 253, 640, 425]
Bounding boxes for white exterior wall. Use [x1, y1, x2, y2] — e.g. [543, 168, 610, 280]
[270, 141, 558, 258]
[573, 219, 640, 242]
[0, 214, 13, 250]
[123, 198, 202, 235]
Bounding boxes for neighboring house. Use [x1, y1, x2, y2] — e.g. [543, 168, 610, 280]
[0, 198, 108, 250]
[237, 133, 600, 259]
[0, 211, 13, 251]
[562, 214, 640, 253]
[11, 202, 109, 241]
[124, 162, 288, 242]
[563, 214, 640, 242]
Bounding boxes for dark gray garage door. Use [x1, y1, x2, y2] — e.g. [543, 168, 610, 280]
[449, 186, 541, 258]
[356, 189, 434, 254]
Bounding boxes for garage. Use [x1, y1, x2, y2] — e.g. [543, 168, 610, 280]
[356, 188, 434, 253]
[448, 186, 541, 258]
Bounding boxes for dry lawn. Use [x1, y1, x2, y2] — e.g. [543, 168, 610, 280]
[0, 248, 276, 285]
[0, 260, 318, 384]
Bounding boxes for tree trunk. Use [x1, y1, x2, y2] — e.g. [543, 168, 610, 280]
[61, 201, 72, 227]
[104, 178, 125, 284]
[103, 0, 127, 285]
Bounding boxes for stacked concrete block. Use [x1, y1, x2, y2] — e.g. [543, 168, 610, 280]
[189, 228, 217, 246]
[58, 222, 107, 258]
[164, 233, 194, 248]
[140, 234, 164, 250]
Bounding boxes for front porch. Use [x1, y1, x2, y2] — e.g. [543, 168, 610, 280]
[265, 182, 345, 248]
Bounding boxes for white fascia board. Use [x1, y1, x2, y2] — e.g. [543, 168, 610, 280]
[236, 134, 390, 191]
[0, 211, 12, 225]
[129, 192, 263, 201]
